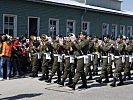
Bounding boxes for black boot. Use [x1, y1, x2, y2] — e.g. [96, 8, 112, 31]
[59, 80, 65, 86]
[103, 76, 109, 83]
[110, 78, 116, 87]
[127, 73, 131, 80]
[45, 77, 52, 83]
[68, 82, 76, 90]
[117, 79, 124, 86]
[38, 75, 45, 81]
[78, 84, 88, 89]
[103, 79, 109, 83]
[123, 75, 126, 81]
[96, 77, 102, 84]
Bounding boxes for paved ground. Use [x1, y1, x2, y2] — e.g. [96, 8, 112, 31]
[0, 74, 133, 100]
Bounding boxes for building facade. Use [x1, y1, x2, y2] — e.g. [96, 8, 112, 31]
[0, 0, 133, 39]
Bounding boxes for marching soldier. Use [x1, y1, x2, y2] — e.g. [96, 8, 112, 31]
[45, 35, 63, 83]
[59, 33, 75, 86]
[93, 36, 100, 76]
[29, 36, 40, 77]
[39, 34, 52, 81]
[69, 32, 89, 90]
[96, 35, 111, 83]
[123, 37, 133, 80]
[85, 35, 94, 80]
[110, 35, 125, 87]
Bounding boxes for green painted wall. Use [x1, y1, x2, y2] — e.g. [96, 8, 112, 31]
[0, 0, 133, 38]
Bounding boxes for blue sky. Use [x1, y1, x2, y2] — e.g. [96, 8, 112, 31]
[121, 0, 133, 11]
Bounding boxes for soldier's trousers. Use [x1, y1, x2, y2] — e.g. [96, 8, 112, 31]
[85, 56, 92, 77]
[114, 58, 123, 80]
[124, 57, 131, 76]
[73, 58, 87, 85]
[93, 55, 98, 74]
[50, 56, 60, 80]
[41, 55, 50, 77]
[31, 54, 39, 75]
[107, 57, 113, 76]
[101, 58, 108, 79]
[62, 57, 74, 82]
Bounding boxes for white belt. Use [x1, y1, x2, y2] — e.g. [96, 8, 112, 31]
[65, 55, 70, 58]
[87, 54, 92, 56]
[77, 56, 84, 59]
[115, 56, 121, 59]
[125, 55, 129, 57]
[54, 54, 59, 56]
[102, 56, 108, 58]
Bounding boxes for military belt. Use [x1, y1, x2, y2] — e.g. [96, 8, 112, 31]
[101, 56, 108, 58]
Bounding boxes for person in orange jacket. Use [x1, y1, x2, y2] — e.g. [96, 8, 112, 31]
[0, 35, 13, 80]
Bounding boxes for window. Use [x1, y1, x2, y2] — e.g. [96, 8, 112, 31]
[120, 25, 125, 35]
[3, 14, 17, 37]
[82, 21, 90, 34]
[111, 24, 117, 39]
[66, 20, 75, 35]
[127, 26, 132, 37]
[49, 18, 59, 38]
[102, 23, 109, 35]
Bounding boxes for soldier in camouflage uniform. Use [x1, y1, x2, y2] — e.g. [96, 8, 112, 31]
[85, 35, 94, 80]
[92, 36, 100, 76]
[69, 32, 89, 90]
[59, 34, 75, 86]
[39, 34, 52, 81]
[45, 35, 63, 84]
[96, 35, 111, 83]
[29, 36, 40, 77]
[110, 35, 125, 87]
[123, 37, 133, 80]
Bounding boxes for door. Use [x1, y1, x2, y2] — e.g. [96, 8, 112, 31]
[28, 17, 39, 37]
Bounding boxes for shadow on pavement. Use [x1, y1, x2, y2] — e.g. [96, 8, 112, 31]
[0, 93, 43, 100]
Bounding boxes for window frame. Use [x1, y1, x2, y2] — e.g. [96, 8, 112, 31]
[102, 23, 109, 35]
[49, 18, 59, 38]
[81, 21, 90, 35]
[66, 19, 76, 36]
[3, 14, 17, 37]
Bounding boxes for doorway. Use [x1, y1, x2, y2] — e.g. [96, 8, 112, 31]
[28, 17, 40, 37]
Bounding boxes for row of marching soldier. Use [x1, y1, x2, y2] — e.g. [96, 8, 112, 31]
[29, 32, 133, 90]
[0, 32, 133, 90]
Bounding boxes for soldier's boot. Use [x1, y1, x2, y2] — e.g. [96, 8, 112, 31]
[123, 75, 127, 81]
[78, 83, 88, 89]
[59, 79, 65, 86]
[96, 77, 102, 84]
[68, 82, 76, 90]
[88, 73, 93, 80]
[54, 77, 61, 84]
[38, 75, 45, 81]
[29, 73, 38, 77]
[127, 73, 131, 80]
[109, 73, 113, 78]
[103, 76, 109, 83]
[110, 78, 116, 87]
[117, 80, 124, 86]
[65, 79, 73, 86]
[45, 76, 52, 83]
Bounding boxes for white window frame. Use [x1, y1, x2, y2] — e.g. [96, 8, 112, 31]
[127, 26, 132, 37]
[28, 16, 40, 37]
[49, 18, 59, 38]
[81, 21, 90, 35]
[102, 23, 109, 35]
[3, 14, 17, 38]
[112, 24, 118, 39]
[120, 25, 125, 35]
[66, 20, 75, 36]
